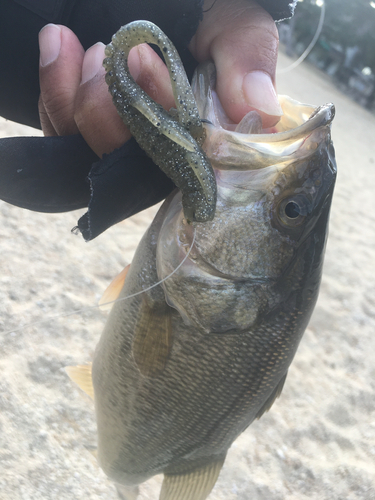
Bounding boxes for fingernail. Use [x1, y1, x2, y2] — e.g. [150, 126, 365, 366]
[81, 42, 106, 84]
[39, 24, 61, 67]
[243, 71, 283, 117]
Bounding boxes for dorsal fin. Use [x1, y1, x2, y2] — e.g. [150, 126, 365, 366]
[65, 364, 94, 399]
[255, 371, 288, 420]
[132, 297, 173, 378]
[99, 264, 131, 309]
[160, 456, 226, 500]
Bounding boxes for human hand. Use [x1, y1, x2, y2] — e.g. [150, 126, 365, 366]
[38, 24, 175, 158]
[38, 0, 280, 158]
[189, 0, 281, 127]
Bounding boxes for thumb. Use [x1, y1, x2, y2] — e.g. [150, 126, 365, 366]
[189, 0, 282, 128]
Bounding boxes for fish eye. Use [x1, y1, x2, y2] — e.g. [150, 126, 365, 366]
[278, 197, 307, 227]
[284, 201, 300, 219]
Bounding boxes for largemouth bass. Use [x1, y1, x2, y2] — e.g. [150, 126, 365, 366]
[68, 22, 336, 500]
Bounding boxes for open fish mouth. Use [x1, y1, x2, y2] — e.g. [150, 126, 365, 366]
[193, 61, 335, 172]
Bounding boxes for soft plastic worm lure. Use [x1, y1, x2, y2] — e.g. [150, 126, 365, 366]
[103, 20, 217, 223]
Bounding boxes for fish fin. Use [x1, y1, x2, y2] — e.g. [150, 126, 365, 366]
[84, 444, 98, 459]
[99, 264, 131, 309]
[255, 371, 288, 420]
[65, 363, 94, 400]
[115, 484, 139, 500]
[132, 298, 173, 378]
[160, 456, 226, 500]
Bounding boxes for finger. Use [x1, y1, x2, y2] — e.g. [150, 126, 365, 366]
[133, 43, 175, 111]
[39, 24, 84, 136]
[74, 42, 175, 157]
[189, 0, 282, 128]
[73, 42, 129, 157]
[38, 95, 56, 136]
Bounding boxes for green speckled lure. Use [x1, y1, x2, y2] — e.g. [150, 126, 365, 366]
[103, 20, 217, 223]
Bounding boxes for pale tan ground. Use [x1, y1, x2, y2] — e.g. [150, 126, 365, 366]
[0, 52, 374, 499]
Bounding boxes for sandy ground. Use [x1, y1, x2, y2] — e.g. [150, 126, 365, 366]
[0, 51, 374, 500]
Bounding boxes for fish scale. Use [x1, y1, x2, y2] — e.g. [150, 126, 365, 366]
[94, 253, 318, 471]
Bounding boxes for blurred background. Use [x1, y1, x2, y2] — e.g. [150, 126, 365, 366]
[278, 0, 375, 111]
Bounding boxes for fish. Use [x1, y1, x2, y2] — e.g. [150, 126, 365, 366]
[67, 21, 337, 500]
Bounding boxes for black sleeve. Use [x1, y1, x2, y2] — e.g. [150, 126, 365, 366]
[258, 0, 296, 22]
[0, 0, 295, 128]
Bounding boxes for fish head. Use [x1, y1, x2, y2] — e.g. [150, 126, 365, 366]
[156, 62, 336, 333]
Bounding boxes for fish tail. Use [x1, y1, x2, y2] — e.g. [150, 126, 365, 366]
[159, 455, 226, 500]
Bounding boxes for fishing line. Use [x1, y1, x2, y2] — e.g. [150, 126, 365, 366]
[3, 227, 196, 336]
[277, 0, 326, 74]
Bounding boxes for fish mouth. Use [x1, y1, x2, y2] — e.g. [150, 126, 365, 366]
[192, 61, 335, 171]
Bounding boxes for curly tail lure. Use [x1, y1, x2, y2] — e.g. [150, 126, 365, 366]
[103, 21, 217, 222]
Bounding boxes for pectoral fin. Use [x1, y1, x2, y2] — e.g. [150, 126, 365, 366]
[160, 456, 226, 500]
[84, 445, 98, 459]
[99, 264, 131, 309]
[255, 371, 288, 420]
[132, 298, 173, 378]
[65, 364, 94, 400]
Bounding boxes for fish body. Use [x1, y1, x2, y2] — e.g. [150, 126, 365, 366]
[89, 59, 336, 499]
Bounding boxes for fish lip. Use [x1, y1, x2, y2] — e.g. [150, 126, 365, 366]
[204, 101, 335, 145]
[243, 102, 335, 144]
[200, 104, 335, 172]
